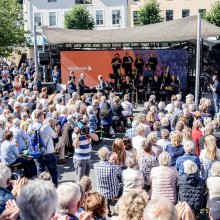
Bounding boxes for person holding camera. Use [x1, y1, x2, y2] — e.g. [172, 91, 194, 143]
[209, 74, 220, 117]
[72, 118, 99, 181]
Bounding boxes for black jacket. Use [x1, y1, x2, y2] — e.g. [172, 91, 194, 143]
[178, 174, 205, 211]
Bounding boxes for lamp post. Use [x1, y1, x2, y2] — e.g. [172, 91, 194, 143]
[195, 13, 201, 110]
[33, 22, 39, 80]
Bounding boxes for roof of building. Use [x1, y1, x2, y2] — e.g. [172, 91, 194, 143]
[42, 15, 220, 45]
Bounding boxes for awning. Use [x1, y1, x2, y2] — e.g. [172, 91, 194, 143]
[42, 15, 220, 45]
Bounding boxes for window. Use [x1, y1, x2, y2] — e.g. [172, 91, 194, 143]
[49, 12, 57, 27]
[166, 10, 173, 21]
[34, 13, 42, 26]
[75, 0, 92, 4]
[133, 11, 138, 25]
[96, 10, 104, 25]
[48, 0, 56, 2]
[112, 10, 120, 25]
[182, 9, 190, 18]
[199, 9, 206, 14]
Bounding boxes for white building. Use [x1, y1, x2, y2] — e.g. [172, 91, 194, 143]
[23, 0, 128, 33]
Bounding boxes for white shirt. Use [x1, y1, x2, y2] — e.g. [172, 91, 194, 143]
[132, 135, 145, 156]
[30, 122, 57, 154]
[157, 139, 171, 151]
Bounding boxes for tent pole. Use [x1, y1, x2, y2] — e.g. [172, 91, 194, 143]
[195, 13, 201, 110]
[33, 22, 39, 80]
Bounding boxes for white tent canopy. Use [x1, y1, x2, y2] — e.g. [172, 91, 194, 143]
[42, 15, 220, 45]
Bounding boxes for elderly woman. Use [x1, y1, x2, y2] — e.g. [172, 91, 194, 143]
[121, 94, 133, 117]
[150, 152, 178, 204]
[113, 190, 149, 220]
[165, 131, 184, 167]
[200, 135, 220, 180]
[146, 132, 163, 159]
[122, 156, 144, 195]
[138, 140, 158, 191]
[178, 160, 205, 216]
[87, 105, 98, 132]
[157, 129, 171, 151]
[182, 127, 195, 153]
[206, 162, 220, 201]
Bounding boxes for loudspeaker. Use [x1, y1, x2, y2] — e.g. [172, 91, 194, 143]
[39, 53, 50, 65]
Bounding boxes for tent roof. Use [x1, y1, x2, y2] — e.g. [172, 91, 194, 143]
[42, 15, 220, 45]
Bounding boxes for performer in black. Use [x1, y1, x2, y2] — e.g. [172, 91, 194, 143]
[170, 74, 180, 95]
[78, 73, 87, 96]
[150, 75, 161, 101]
[123, 52, 133, 78]
[148, 53, 158, 72]
[111, 53, 122, 91]
[122, 76, 132, 97]
[160, 67, 171, 88]
[134, 54, 144, 77]
[137, 75, 147, 103]
[67, 71, 76, 97]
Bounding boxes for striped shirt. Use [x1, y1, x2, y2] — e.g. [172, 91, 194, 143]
[72, 133, 91, 160]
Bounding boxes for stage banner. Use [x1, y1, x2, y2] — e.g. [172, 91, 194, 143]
[61, 49, 188, 90]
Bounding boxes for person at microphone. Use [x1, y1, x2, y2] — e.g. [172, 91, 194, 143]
[123, 52, 133, 78]
[96, 75, 106, 95]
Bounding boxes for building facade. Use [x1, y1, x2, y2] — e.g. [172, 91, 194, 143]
[23, 0, 128, 33]
[128, 0, 217, 27]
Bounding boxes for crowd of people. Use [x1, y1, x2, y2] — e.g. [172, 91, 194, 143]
[0, 58, 220, 220]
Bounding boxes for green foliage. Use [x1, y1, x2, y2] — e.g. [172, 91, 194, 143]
[203, 1, 220, 27]
[137, 0, 164, 25]
[64, 5, 95, 30]
[0, 0, 25, 56]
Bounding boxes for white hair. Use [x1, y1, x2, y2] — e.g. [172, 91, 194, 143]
[57, 182, 81, 212]
[87, 105, 94, 114]
[159, 152, 171, 166]
[183, 160, 198, 175]
[183, 141, 195, 154]
[158, 102, 165, 110]
[210, 161, 220, 177]
[17, 179, 58, 220]
[0, 163, 12, 188]
[60, 106, 68, 114]
[144, 197, 177, 220]
[125, 156, 137, 168]
[136, 125, 145, 135]
[98, 147, 110, 161]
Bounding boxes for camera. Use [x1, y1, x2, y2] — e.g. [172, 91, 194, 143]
[77, 121, 89, 135]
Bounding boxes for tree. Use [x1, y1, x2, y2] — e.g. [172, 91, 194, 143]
[0, 0, 25, 56]
[137, 0, 164, 25]
[64, 5, 95, 30]
[203, 1, 220, 27]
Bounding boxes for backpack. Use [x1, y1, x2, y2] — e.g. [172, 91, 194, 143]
[28, 126, 48, 159]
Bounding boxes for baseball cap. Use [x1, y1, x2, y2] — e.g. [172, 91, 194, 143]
[210, 197, 220, 220]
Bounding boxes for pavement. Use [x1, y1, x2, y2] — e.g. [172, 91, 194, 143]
[57, 105, 144, 190]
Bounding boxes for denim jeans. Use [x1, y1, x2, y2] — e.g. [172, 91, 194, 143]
[35, 153, 58, 187]
[73, 158, 90, 181]
[213, 97, 219, 116]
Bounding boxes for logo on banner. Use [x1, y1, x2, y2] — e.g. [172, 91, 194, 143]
[68, 66, 92, 71]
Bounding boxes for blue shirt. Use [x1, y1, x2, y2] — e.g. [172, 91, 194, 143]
[166, 144, 184, 167]
[1, 140, 20, 164]
[0, 187, 15, 214]
[176, 154, 201, 176]
[9, 126, 28, 153]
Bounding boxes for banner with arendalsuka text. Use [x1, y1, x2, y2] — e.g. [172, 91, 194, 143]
[61, 50, 187, 90]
